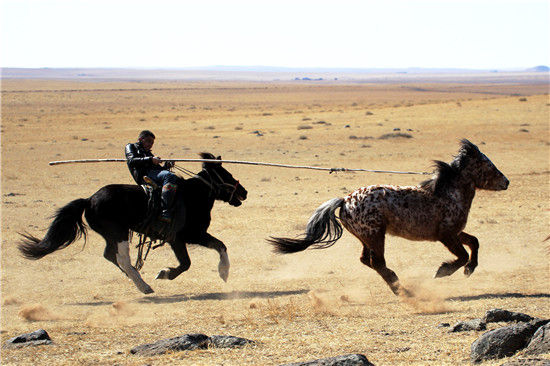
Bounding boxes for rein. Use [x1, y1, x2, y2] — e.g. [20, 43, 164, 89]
[134, 234, 166, 271]
[173, 164, 238, 201]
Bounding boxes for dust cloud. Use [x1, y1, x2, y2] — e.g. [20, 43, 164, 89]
[18, 304, 63, 321]
[397, 282, 454, 314]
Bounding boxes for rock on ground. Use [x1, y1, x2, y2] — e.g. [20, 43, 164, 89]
[471, 320, 549, 363]
[280, 353, 375, 366]
[524, 322, 550, 355]
[130, 333, 209, 356]
[208, 335, 255, 348]
[450, 318, 486, 332]
[483, 309, 536, 324]
[130, 333, 255, 356]
[500, 358, 550, 366]
[2, 329, 52, 349]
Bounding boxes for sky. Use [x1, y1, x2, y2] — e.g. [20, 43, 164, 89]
[1, 0, 549, 69]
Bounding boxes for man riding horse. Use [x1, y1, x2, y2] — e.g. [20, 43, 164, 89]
[125, 130, 178, 222]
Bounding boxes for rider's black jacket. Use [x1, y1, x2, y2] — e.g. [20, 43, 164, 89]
[125, 142, 166, 184]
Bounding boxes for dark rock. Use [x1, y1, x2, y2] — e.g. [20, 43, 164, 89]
[450, 318, 486, 332]
[500, 358, 550, 366]
[524, 322, 550, 355]
[471, 320, 550, 363]
[280, 353, 375, 366]
[131, 333, 256, 356]
[208, 335, 255, 348]
[3, 329, 52, 349]
[130, 333, 209, 356]
[437, 323, 450, 328]
[483, 309, 536, 324]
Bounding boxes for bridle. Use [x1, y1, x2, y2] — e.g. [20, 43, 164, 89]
[203, 168, 241, 202]
[173, 164, 240, 202]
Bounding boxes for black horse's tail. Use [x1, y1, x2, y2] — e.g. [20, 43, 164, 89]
[269, 198, 345, 253]
[19, 198, 90, 260]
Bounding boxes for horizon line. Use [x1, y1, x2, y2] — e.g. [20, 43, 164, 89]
[2, 65, 548, 71]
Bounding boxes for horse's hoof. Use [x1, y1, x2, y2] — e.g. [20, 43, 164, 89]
[138, 284, 154, 294]
[464, 265, 476, 277]
[218, 264, 229, 282]
[434, 263, 454, 278]
[219, 270, 229, 282]
[398, 287, 414, 297]
[156, 269, 170, 280]
[389, 281, 410, 297]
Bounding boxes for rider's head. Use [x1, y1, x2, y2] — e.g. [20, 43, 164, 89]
[138, 130, 155, 151]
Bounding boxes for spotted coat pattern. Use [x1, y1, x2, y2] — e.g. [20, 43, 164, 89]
[341, 183, 471, 242]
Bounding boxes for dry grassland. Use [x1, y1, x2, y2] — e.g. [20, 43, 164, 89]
[1, 78, 549, 365]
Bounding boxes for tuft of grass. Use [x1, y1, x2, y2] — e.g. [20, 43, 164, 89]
[378, 132, 413, 139]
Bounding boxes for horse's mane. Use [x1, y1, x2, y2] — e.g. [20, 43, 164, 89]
[176, 152, 221, 186]
[420, 161, 458, 195]
[173, 152, 217, 186]
[199, 152, 223, 167]
[420, 139, 480, 195]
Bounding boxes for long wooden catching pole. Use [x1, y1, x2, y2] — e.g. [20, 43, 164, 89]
[48, 158, 431, 175]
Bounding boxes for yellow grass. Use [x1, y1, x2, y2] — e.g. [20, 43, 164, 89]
[1, 78, 549, 365]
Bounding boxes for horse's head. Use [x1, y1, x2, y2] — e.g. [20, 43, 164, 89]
[456, 139, 509, 191]
[200, 152, 248, 206]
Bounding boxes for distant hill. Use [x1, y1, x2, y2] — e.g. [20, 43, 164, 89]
[527, 65, 549, 72]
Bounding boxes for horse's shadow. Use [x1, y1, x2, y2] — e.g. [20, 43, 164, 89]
[139, 289, 309, 304]
[446, 292, 550, 302]
[69, 289, 309, 306]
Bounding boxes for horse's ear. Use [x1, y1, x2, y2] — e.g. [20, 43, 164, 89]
[199, 152, 215, 160]
[460, 139, 480, 155]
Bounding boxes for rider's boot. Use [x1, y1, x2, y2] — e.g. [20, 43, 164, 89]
[160, 183, 177, 223]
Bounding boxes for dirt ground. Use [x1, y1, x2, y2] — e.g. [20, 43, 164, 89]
[1, 77, 549, 365]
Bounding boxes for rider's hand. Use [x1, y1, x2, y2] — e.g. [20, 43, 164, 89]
[164, 161, 175, 169]
[152, 157, 162, 165]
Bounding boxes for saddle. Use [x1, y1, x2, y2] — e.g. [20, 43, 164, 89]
[134, 177, 176, 241]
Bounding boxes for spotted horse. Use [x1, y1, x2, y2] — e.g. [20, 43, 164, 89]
[269, 139, 509, 296]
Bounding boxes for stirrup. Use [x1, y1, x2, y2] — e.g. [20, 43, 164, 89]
[143, 176, 159, 190]
[159, 211, 172, 223]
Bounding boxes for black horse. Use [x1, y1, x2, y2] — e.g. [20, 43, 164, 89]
[19, 153, 248, 294]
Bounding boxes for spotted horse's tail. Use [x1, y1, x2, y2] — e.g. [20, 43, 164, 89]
[268, 198, 345, 253]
